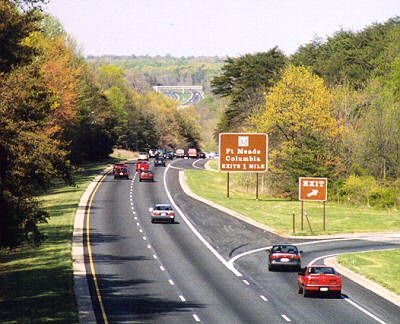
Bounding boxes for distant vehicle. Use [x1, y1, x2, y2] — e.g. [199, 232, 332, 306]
[165, 151, 174, 160]
[113, 162, 127, 174]
[157, 148, 166, 158]
[136, 160, 150, 172]
[138, 152, 149, 161]
[139, 170, 154, 182]
[114, 167, 129, 179]
[298, 265, 342, 297]
[208, 152, 219, 159]
[188, 148, 198, 158]
[149, 204, 175, 223]
[149, 149, 158, 158]
[175, 149, 185, 158]
[154, 157, 166, 167]
[198, 151, 206, 159]
[267, 244, 302, 271]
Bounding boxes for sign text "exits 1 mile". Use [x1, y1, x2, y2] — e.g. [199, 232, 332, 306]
[219, 133, 268, 172]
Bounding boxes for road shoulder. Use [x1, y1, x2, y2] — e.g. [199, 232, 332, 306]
[179, 169, 400, 306]
[325, 256, 400, 307]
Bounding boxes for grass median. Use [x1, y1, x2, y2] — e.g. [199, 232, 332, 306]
[185, 168, 400, 235]
[338, 250, 400, 295]
[0, 160, 117, 324]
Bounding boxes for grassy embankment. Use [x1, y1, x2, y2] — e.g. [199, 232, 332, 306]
[185, 159, 400, 296]
[338, 251, 400, 295]
[186, 161, 400, 235]
[0, 154, 129, 323]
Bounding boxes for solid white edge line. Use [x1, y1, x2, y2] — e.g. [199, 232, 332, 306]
[228, 238, 368, 269]
[164, 165, 242, 277]
[169, 280, 174, 285]
[243, 280, 250, 285]
[260, 295, 268, 302]
[179, 295, 186, 302]
[309, 252, 389, 324]
[192, 159, 203, 169]
[281, 314, 291, 322]
[345, 298, 387, 324]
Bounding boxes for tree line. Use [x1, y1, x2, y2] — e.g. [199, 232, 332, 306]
[211, 17, 400, 206]
[0, 0, 200, 248]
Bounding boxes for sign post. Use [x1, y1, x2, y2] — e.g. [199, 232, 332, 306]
[219, 133, 268, 199]
[298, 177, 328, 232]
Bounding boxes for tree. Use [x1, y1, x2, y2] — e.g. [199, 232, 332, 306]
[211, 48, 287, 132]
[0, 63, 72, 247]
[251, 65, 345, 196]
[0, 0, 42, 73]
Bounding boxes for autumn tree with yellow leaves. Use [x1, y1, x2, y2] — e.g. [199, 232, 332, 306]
[250, 65, 346, 196]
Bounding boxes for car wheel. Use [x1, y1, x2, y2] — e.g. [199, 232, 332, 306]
[139, 179, 142, 182]
[303, 288, 309, 297]
[334, 290, 341, 298]
[152, 179, 154, 182]
[114, 176, 117, 179]
[170, 219, 174, 224]
[268, 264, 273, 271]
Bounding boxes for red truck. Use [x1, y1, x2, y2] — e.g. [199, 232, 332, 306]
[298, 265, 342, 297]
[136, 160, 150, 172]
[188, 148, 197, 158]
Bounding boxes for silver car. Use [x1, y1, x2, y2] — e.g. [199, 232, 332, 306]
[149, 204, 175, 223]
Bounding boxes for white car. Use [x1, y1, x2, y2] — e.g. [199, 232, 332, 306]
[138, 152, 149, 161]
[149, 204, 175, 223]
[208, 152, 219, 159]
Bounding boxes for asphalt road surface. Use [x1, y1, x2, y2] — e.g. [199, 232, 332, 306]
[85, 158, 400, 323]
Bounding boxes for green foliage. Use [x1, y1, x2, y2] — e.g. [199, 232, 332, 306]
[291, 17, 400, 89]
[0, 63, 72, 247]
[0, 0, 41, 73]
[212, 48, 287, 133]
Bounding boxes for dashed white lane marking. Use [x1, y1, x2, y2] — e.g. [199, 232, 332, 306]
[147, 245, 151, 249]
[132, 211, 136, 214]
[142, 236, 147, 240]
[160, 266, 165, 271]
[260, 295, 268, 302]
[243, 280, 250, 285]
[168, 280, 174, 285]
[179, 295, 186, 302]
[193, 314, 201, 322]
[130, 202, 133, 205]
[153, 254, 157, 259]
[139, 229, 143, 233]
[282, 314, 291, 322]
[134, 216, 137, 220]
[136, 222, 140, 226]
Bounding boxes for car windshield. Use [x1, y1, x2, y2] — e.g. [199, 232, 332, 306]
[271, 245, 298, 254]
[309, 267, 335, 275]
[155, 205, 172, 211]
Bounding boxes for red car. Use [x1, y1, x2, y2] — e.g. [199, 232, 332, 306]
[139, 170, 154, 182]
[298, 265, 342, 297]
[136, 160, 150, 172]
[114, 167, 129, 179]
[113, 163, 127, 174]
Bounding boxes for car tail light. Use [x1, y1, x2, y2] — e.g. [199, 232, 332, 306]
[153, 212, 161, 215]
[168, 212, 175, 216]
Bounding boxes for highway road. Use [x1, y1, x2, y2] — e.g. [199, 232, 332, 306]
[84, 158, 400, 323]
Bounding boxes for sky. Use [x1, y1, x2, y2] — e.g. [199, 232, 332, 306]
[45, 0, 400, 57]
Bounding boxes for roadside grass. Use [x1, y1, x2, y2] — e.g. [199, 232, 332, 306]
[0, 160, 115, 324]
[185, 169, 400, 235]
[338, 250, 400, 295]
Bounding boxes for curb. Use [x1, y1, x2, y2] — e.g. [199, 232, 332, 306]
[179, 170, 400, 306]
[72, 167, 112, 324]
[179, 171, 284, 236]
[325, 256, 400, 307]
